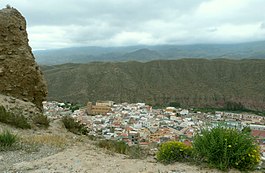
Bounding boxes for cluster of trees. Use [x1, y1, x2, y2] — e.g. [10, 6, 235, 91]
[224, 101, 245, 111]
[59, 102, 82, 112]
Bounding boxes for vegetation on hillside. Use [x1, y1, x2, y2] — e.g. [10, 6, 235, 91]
[42, 59, 265, 111]
[0, 106, 31, 129]
[192, 127, 260, 171]
[0, 106, 50, 129]
[32, 114, 50, 128]
[156, 141, 192, 163]
[156, 127, 261, 171]
[62, 116, 89, 135]
[0, 130, 17, 150]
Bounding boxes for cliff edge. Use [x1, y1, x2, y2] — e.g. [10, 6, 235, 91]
[0, 7, 47, 110]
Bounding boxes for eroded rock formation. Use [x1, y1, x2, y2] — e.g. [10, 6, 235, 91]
[0, 7, 47, 111]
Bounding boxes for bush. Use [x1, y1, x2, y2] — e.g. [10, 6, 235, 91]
[156, 141, 193, 164]
[32, 114, 50, 128]
[0, 130, 17, 148]
[126, 144, 148, 159]
[6, 4, 11, 9]
[0, 106, 31, 129]
[13, 114, 31, 129]
[169, 102, 181, 108]
[62, 116, 89, 135]
[193, 126, 260, 171]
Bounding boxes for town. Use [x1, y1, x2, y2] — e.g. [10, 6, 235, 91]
[43, 100, 265, 156]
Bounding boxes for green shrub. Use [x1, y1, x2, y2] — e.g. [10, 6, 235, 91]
[156, 141, 193, 164]
[193, 126, 260, 171]
[62, 116, 88, 135]
[13, 114, 31, 129]
[126, 144, 148, 159]
[0, 106, 12, 123]
[0, 106, 31, 129]
[0, 130, 17, 148]
[32, 114, 50, 128]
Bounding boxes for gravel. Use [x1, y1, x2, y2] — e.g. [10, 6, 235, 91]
[0, 144, 62, 172]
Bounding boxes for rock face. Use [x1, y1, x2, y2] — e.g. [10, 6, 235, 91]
[0, 94, 42, 119]
[0, 7, 47, 110]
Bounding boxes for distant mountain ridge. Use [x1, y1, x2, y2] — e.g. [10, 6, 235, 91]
[41, 59, 265, 111]
[35, 41, 265, 65]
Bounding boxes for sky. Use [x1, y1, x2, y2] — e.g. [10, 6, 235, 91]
[1, 0, 265, 50]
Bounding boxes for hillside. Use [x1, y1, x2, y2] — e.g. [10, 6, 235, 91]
[1, 120, 244, 173]
[35, 41, 265, 65]
[41, 59, 265, 111]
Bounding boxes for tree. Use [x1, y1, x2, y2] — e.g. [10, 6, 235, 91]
[242, 126, 251, 134]
[224, 101, 245, 111]
[169, 102, 181, 108]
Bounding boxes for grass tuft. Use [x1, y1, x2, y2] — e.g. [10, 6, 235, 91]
[21, 134, 67, 148]
[0, 130, 18, 150]
[0, 106, 31, 129]
[32, 114, 50, 128]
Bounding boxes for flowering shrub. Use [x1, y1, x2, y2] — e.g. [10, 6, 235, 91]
[193, 127, 260, 171]
[232, 146, 261, 170]
[156, 141, 192, 164]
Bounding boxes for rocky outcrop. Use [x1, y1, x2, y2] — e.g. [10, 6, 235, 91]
[0, 7, 47, 110]
[0, 94, 42, 120]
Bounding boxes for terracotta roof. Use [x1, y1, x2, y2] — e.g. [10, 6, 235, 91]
[139, 142, 149, 145]
[251, 130, 265, 138]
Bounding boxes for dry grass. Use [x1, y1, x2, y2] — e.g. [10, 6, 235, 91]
[21, 134, 67, 148]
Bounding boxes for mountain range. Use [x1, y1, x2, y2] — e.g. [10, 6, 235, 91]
[35, 41, 265, 65]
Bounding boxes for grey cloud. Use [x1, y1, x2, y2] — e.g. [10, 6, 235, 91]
[3, 0, 204, 26]
[206, 27, 218, 32]
[260, 22, 265, 29]
[1, 0, 265, 49]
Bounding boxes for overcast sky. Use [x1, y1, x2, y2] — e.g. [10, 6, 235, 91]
[1, 0, 265, 50]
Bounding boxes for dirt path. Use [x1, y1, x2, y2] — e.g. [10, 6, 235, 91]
[10, 140, 244, 173]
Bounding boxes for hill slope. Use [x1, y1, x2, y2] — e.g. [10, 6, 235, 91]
[2, 121, 235, 173]
[41, 59, 265, 111]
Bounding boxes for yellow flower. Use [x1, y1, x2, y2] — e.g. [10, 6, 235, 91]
[228, 145, 232, 148]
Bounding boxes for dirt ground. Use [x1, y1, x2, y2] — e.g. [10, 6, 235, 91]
[0, 120, 261, 173]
